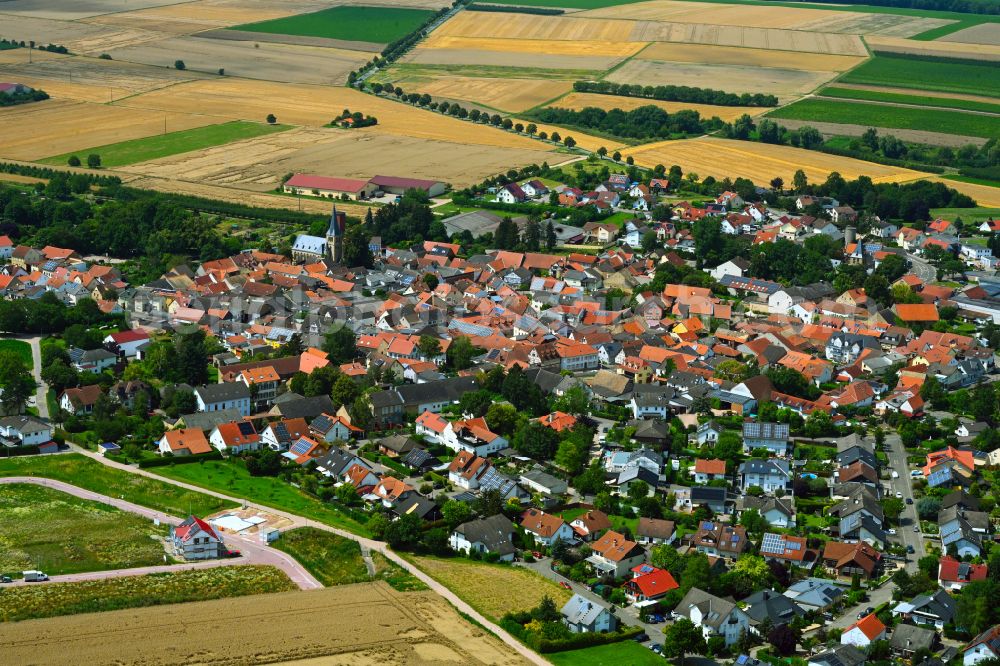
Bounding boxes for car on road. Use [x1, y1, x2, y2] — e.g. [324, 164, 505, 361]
[896, 491, 904, 499]
[888, 528, 897, 535]
[907, 545, 915, 554]
[914, 525, 920, 532]
[648, 614, 665, 623]
[891, 471, 899, 479]
[906, 498, 913, 504]
[559, 581, 572, 590]
[0, 575, 11, 583]
[858, 607, 874, 619]
[650, 644, 663, 654]
[223, 550, 241, 558]
[632, 632, 649, 643]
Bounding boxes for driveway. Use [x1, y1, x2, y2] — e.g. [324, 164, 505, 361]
[62, 444, 549, 666]
[0, 476, 321, 590]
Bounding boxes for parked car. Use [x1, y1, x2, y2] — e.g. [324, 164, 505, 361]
[858, 607, 874, 619]
[914, 525, 920, 532]
[910, 470, 923, 477]
[888, 528, 897, 535]
[223, 550, 241, 558]
[907, 545, 915, 554]
[532, 551, 543, 559]
[648, 614, 665, 623]
[0, 575, 11, 583]
[650, 644, 663, 654]
[559, 581, 572, 590]
[632, 632, 649, 643]
[906, 498, 913, 504]
[896, 491, 904, 499]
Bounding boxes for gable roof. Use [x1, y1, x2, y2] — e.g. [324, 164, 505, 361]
[845, 613, 885, 640]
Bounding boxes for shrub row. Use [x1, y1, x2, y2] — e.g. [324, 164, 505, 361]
[0, 444, 41, 457]
[573, 80, 778, 108]
[137, 451, 224, 468]
[817, 144, 947, 174]
[0, 161, 121, 186]
[467, 3, 564, 14]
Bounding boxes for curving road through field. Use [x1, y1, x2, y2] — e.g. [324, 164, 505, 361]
[0, 476, 321, 590]
[26, 445, 550, 666]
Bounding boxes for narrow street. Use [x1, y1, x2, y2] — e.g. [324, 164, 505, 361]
[883, 431, 923, 572]
[22, 335, 48, 419]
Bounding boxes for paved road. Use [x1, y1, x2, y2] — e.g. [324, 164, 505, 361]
[883, 431, 922, 572]
[825, 582, 895, 630]
[62, 444, 550, 666]
[22, 335, 48, 419]
[907, 253, 937, 284]
[0, 476, 322, 590]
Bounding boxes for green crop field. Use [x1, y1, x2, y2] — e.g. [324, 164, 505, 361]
[41, 121, 290, 168]
[839, 54, 1000, 99]
[547, 641, 665, 665]
[0, 483, 168, 578]
[0, 339, 33, 367]
[820, 87, 1000, 115]
[0, 565, 295, 622]
[152, 459, 370, 537]
[931, 207, 1000, 223]
[230, 6, 435, 44]
[768, 98, 999, 139]
[0, 454, 235, 518]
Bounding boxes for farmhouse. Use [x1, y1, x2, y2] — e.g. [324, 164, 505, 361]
[283, 174, 375, 200]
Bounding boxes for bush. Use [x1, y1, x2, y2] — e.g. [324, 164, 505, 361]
[174, 59, 185, 70]
[86, 153, 101, 169]
[67, 155, 81, 167]
[137, 451, 223, 468]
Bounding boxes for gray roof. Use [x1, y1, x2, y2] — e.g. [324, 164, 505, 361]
[808, 644, 866, 666]
[453, 514, 515, 556]
[677, 587, 740, 629]
[783, 578, 845, 610]
[175, 408, 243, 432]
[561, 593, 612, 627]
[890, 624, 936, 652]
[743, 589, 804, 626]
[272, 395, 335, 420]
[739, 458, 790, 477]
[742, 421, 789, 441]
[195, 382, 250, 404]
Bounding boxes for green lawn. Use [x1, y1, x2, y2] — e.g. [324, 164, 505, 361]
[0, 339, 33, 367]
[820, 86, 1000, 115]
[0, 453, 233, 517]
[768, 98, 999, 139]
[271, 527, 370, 587]
[41, 121, 290, 168]
[0, 483, 169, 578]
[931, 206, 1000, 223]
[152, 459, 370, 537]
[230, 6, 435, 44]
[839, 53, 1000, 99]
[547, 640, 665, 665]
[0, 565, 295, 622]
[602, 211, 646, 227]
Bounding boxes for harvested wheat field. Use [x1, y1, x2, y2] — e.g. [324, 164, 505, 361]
[407, 76, 573, 112]
[0, 14, 119, 47]
[940, 23, 1000, 46]
[0, 99, 219, 161]
[548, 92, 768, 121]
[83, 0, 332, 34]
[0, 581, 529, 666]
[404, 47, 625, 72]
[0, 0, 190, 21]
[866, 35, 1000, 61]
[628, 22, 867, 55]
[926, 178, 1000, 208]
[123, 127, 557, 189]
[433, 11, 633, 42]
[636, 42, 864, 72]
[624, 137, 923, 185]
[607, 60, 836, 101]
[120, 78, 559, 151]
[421, 34, 647, 58]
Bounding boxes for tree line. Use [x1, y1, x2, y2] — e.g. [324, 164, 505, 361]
[0, 87, 49, 107]
[785, 0, 1000, 14]
[531, 105, 723, 141]
[573, 80, 778, 108]
[347, 3, 456, 84]
[0, 161, 120, 187]
[467, 3, 564, 13]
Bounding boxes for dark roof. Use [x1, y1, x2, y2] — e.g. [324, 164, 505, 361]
[453, 514, 516, 556]
[195, 383, 250, 403]
[273, 395, 335, 420]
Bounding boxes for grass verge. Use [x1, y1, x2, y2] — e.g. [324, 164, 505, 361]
[151, 459, 370, 537]
[41, 121, 291, 168]
[0, 565, 295, 622]
[0, 483, 169, 577]
[547, 641, 665, 665]
[370, 551, 428, 592]
[0, 453, 234, 517]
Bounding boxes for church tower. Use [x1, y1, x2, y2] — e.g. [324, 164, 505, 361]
[327, 205, 345, 264]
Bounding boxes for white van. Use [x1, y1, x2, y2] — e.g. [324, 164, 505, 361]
[23, 570, 48, 582]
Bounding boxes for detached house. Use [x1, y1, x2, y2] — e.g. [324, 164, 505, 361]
[742, 422, 791, 456]
[170, 515, 224, 560]
[520, 508, 574, 546]
[209, 421, 260, 454]
[623, 564, 679, 603]
[59, 384, 102, 416]
[195, 383, 251, 417]
[159, 428, 212, 456]
[586, 530, 645, 578]
[561, 594, 618, 634]
[676, 587, 753, 646]
[841, 613, 886, 648]
[691, 521, 749, 560]
[738, 458, 791, 494]
[938, 556, 987, 591]
[450, 514, 516, 561]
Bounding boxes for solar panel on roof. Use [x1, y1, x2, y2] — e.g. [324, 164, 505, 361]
[237, 422, 255, 436]
[290, 439, 312, 455]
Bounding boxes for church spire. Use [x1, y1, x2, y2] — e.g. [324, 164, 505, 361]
[327, 204, 344, 264]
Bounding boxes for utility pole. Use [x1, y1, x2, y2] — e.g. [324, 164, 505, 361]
[28, 40, 33, 64]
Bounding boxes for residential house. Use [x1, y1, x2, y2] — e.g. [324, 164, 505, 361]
[443, 416, 508, 457]
[964, 625, 1000, 665]
[570, 509, 612, 542]
[561, 594, 618, 633]
[158, 428, 212, 456]
[170, 515, 224, 560]
[623, 565, 679, 603]
[309, 413, 363, 443]
[784, 578, 845, 613]
[239, 365, 280, 410]
[586, 530, 645, 578]
[520, 508, 574, 546]
[822, 541, 881, 579]
[938, 556, 988, 591]
[739, 496, 796, 529]
[892, 589, 956, 630]
[260, 417, 309, 452]
[841, 613, 887, 648]
[209, 421, 260, 455]
[694, 458, 727, 484]
[890, 624, 937, 660]
[695, 421, 724, 446]
[676, 587, 753, 646]
[194, 383, 251, 418]
[742, 422, 791, 457]
[520, 466, 568, 496]
[808, 645, 866, 666]
[0, 416, 52, 446]
[738, 458, 791, 494]
[59, 384, 102, 416]
[103, 329, 150, 359]
[635, 517, 676, 545]
[691, 521, 749, 560]
[743, 589, 805, 629]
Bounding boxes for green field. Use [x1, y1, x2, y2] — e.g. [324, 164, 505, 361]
[152, 459, 370, 537]
[839, 53, 1000, 99]
[0, 565, 295, 622]
[820, 86, 1000, 115]
[768, 98, 999, 139]
[0, 454, 234, 517]
[230, 6, 435, 44]
[41, 121, 290, 168]
[0, 339, 33, 367]
[547, 641, 665, 665]
[273, 527, 425, 591]
[0, 483, 168, 578]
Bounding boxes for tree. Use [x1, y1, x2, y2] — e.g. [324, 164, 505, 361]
[612, 151, 621, 162]
[473, 489, 504, 517]
[512, 421, 560, 460]
[441, 499, 472, 528]
[545, 221, 556, 250]
[881, 497, 904, 522]
[417, 335, 441, 360]
[174, 59, 185, 70]
[322, 325, 357, 363]
[0, 350, 35, 415]
[174, 327, 208, 385]
[563, 136, 576, 149]
[342, 224, 373, 268]
[792, 169, 807, 192]
[662, 618, 706, 666]
[524, 218, 541, 251]
[446, 336, 477, 371]
[384, 512, 423, 549]
[552, 385, 590, 416]
[767, 623, 799, 657]
[555, 438, 588, 476]
[245, 448, 282, 476]
[86, 154, 101, 169]
[266, 113, 276, 124]
[335, 483, 359, 506]
[770, 176, 783, 191]
[484, 402, 519, 436]
[67, 155, 81, 167]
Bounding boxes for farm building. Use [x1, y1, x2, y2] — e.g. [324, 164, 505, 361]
[282, 174, 375, 200]
[369, 175, 446, 197]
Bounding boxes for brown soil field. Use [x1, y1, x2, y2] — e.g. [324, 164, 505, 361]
[0, 173, 47, 186]
[0, 99, 220, 161]
[404, 47, 624, 71]
[103, 36, 369, 85]
[606, 60, 837, 101]
[118, 78, 556, 150]
[865, 35, 1000, 60]
[623, 136, 924, 185]
[627, 22, 868, 55]
[774, 118, 988, 148]
[0, 0, 190, 21]
[406, 75, 573, 112]
[793, 13, 953, 37]
[636, 42, 864, 72]
[0, 581, 529, 666]
[549, 91, 768, 120]
[122, 127, 558, 189]
[925, 177, 1000, 207]
[0, 14, 120, 47]
[939, 23, 1000, 46]
[421, 34, 647, 58]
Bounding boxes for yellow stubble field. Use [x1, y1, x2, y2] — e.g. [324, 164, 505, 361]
[420, 34, 648, 58]
[623, 137, 925, 185]
[405, 75, 574, 112]
[636, 42, 865, 72]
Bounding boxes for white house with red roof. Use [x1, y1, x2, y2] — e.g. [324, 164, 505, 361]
[938, 556, 987, 591]
[103, 329, 150, 359]
[209, 421, 260, 454]
[623, 564, 679, 603]
[170, 515, 225, 560]
[841, 613, 886, 648]
[0, 235, 13, 260]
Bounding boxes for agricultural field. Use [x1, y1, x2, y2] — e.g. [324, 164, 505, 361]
[407, 555, 572, 621]
[229, 6, 436, 45]
[820, 86, 1000, 115]
[635, 42, 864, 72]
[0, 99, 220, 162]
[389, 75, 574, 113]
[41, 120, 291, 168]
[926, 177, 1000, 208]
[768, 98, 999, 140]
[0, 0, 193, 21]
[840, 53, 1000, 98]
[0, 339, 33, 366]
[940, 22, 1000, 45]
[271, 528, 371, 587]
[866, 34, 1000, 60]
[623, 136, 925, 186]
[0, 565, 295, 622]
[0, 582, 528, 665]
[0, 483, 167, 578]
[547, 92, 764, 121]
[0, 453, 235, 517]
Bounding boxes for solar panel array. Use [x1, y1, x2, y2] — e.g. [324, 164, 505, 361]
[289, 438, 312, 456]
